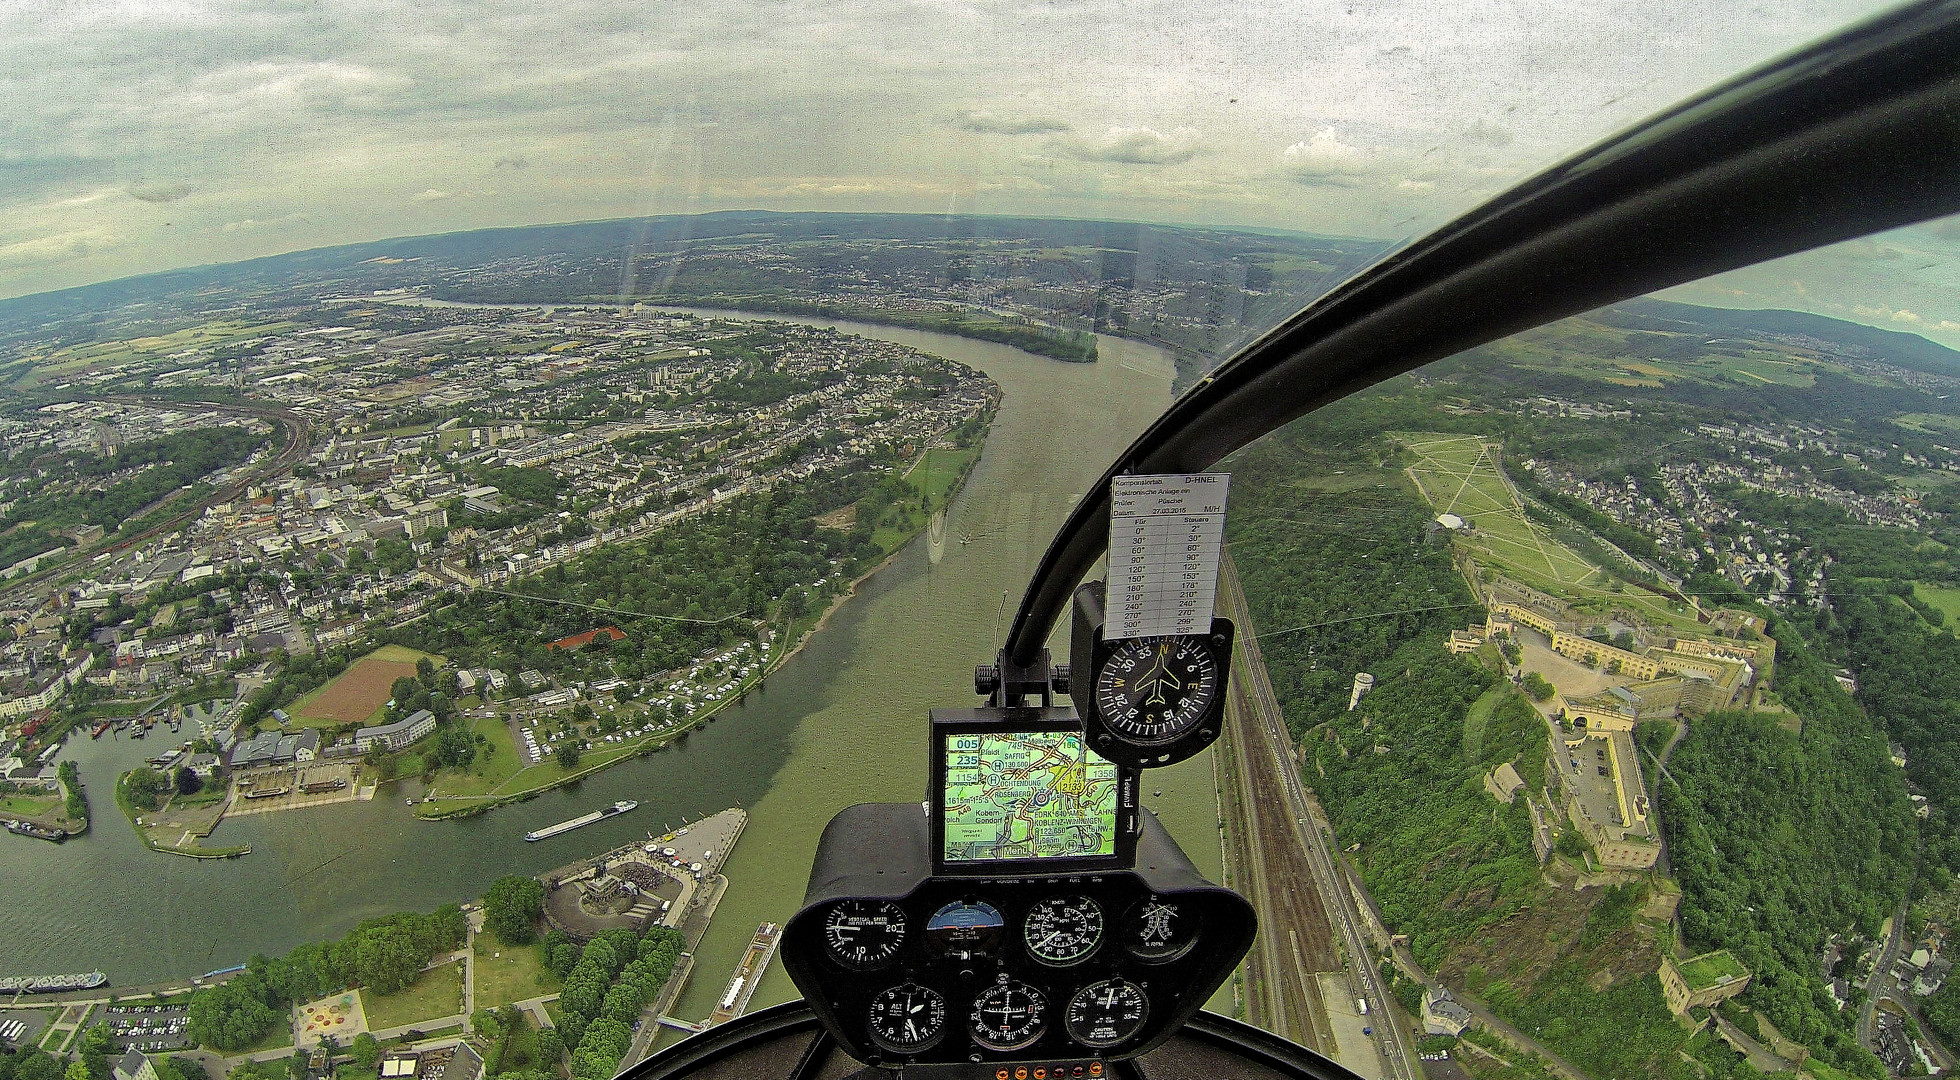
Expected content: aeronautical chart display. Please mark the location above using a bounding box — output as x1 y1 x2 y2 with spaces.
941 732 1120 862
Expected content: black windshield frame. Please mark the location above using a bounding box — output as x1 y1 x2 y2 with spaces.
1005 0 1960 666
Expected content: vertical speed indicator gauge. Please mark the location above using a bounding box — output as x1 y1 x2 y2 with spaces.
822 899 907 969
1094 635 1219 743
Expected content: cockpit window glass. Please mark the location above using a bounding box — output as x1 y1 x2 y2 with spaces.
0 5 1934 1080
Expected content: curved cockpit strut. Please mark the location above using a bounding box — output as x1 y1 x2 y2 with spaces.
627 3 1960 1077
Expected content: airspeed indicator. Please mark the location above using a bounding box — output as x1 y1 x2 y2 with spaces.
1023 894 1103 966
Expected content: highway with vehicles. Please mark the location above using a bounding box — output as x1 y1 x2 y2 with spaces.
1215 553 1420 1080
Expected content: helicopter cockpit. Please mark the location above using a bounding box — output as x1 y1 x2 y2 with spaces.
623 3 1960 1077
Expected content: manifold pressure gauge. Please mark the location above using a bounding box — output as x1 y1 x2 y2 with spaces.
1071 581 1234 768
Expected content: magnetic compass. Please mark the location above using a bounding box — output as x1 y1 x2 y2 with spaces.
1093 635 1220 743
867 982 947 1055
1071 583 1234 768
822 898 907 969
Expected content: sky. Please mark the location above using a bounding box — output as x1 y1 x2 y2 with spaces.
6 0 1958 344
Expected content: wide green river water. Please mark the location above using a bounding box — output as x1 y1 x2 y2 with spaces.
0 315 1226 1025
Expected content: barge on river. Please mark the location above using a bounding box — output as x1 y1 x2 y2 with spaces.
710 922 781 1026
0 972 107 994
525 799 638 842
4 820 67 842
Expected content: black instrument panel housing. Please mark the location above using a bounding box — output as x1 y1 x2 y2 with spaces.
781 803 1255 1070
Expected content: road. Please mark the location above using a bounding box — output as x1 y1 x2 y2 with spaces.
1858 899 1910 1049
1215 553 1420 1080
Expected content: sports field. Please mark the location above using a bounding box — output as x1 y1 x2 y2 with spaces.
293 645 445 726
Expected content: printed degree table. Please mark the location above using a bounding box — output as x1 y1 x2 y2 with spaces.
1107 473 1230 640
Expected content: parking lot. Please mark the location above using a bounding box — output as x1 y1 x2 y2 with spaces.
103 1001 192 1051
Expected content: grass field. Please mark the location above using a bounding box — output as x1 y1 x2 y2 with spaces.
1399 432 1703 630
1915 582 1960 633
361 961 464 1031
1400 433 1602 588
229 1018 295 1054
421 715 525 799
0 793 62 817
292 646 445 727
1460 683 1510 763
472 942 560 1009
868 445 981 553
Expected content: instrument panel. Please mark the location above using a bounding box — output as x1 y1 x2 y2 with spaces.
782 860 1252 1070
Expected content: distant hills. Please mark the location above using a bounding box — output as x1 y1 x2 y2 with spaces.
3 211 1957 385
1615 296 1960 378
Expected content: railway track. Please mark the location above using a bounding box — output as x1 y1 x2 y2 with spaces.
1 395 310 603
1215 552 1420 1080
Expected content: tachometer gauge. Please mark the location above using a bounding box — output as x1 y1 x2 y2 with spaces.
1094 635 1219 743
926 900 1005 960
822 898 907 969
1023 894 1103 966
970 977 1047 1052
867 982 947 1055
1122 895 1200 964
1065 978 1149 1048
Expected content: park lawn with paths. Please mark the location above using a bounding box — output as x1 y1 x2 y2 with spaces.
360 961 465 1032
1399 433 1602 589
1398 431 1701 631
471 942 561 1009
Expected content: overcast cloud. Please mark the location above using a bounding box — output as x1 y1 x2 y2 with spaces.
6 0 1955 344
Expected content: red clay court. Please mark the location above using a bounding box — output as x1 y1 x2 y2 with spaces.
547 626 625 651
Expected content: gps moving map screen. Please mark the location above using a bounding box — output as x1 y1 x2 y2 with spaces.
941 730 1121 863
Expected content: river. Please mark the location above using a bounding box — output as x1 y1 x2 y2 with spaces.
0 313 1227 1023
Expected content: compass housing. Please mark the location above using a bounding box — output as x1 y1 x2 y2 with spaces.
1071 581 1233 768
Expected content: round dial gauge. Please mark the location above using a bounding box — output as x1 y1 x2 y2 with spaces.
1023 894 1104 966
1066 978 1150 1048
822 898 907 969
1122 896 1201 964
926 900 1005 960
970 978 1047 1052
1094 635 1219 743
867 982 947 1055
